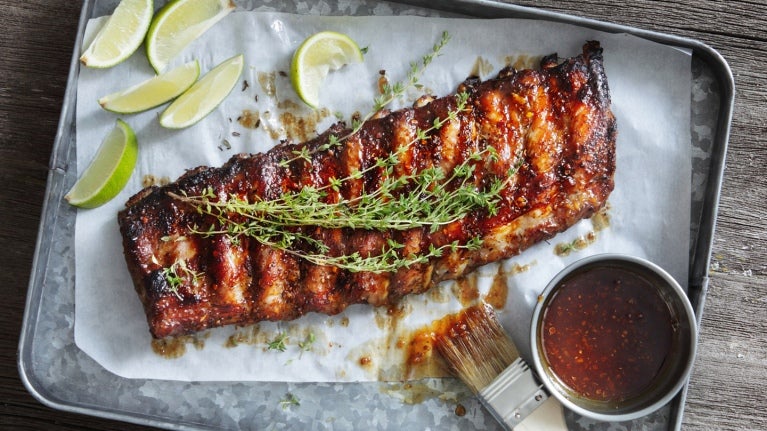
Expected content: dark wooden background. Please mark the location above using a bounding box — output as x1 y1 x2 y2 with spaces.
1 1 764 430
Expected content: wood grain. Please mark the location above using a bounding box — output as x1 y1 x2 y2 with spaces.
0 2 155 430
1 1 764 430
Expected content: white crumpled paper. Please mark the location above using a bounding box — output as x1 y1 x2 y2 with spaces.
74 11 691 382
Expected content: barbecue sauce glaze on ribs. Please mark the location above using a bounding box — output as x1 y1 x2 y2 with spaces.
119 42 617 339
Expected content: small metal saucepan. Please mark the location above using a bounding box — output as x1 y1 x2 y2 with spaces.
530 254 698 422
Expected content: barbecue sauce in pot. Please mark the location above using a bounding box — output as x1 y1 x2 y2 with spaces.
540 266 674 402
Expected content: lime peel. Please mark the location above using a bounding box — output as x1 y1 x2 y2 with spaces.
160 54 244 129
290 31 365 109
146 0 236 73
80 0 154 68
65 119 138 209
99 60 201 114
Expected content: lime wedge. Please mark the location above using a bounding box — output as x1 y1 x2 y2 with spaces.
80 0 154 68
159 54 244 129
65 119 138 208
290 31 364 109
146 0 236 73
99 60 200 114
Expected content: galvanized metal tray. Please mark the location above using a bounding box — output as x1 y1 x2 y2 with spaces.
18 0 733 430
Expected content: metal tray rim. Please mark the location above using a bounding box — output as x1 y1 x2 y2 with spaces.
18 1 735 430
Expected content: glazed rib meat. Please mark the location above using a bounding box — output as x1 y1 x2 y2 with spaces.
119 41 616 339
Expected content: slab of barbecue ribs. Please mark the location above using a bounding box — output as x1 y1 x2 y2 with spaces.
118 41 617 339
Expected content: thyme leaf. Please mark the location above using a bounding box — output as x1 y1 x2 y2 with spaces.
161 260 202 300
267 332 289 352
298 332 316 352
279 393 300 410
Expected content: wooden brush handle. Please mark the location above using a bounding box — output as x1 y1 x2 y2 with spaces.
478 358 550 429
515 397 568 431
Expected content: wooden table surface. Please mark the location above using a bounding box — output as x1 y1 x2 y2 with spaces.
1 1 764 430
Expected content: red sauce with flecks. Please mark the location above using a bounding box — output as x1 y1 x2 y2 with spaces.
541 266 673 402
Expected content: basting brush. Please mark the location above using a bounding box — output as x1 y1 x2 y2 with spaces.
436 304 567 430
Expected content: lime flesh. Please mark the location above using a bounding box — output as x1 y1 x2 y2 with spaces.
290 31 364 109
99 60 200 114
159 54 244 129
80 0 154 68
65 119 138 209
146 0 236 73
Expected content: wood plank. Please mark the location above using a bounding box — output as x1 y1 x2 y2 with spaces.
1 1 764 430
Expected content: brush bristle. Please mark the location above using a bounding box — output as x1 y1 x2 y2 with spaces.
435 304 519 393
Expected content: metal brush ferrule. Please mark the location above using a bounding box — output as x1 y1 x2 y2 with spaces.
478 358 549 430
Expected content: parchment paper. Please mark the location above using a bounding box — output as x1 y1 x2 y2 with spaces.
74 11 691 382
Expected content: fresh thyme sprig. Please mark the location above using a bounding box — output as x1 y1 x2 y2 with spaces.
267 332 289 352
279 393 300 410
186 212 486 273
180 154 514 237
264 235 484 273
161 259 202 299
171 91 521 273
370 30 450 118
184 148 502 232
278 30 452 169
174 93 493 232
298 332 316 353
